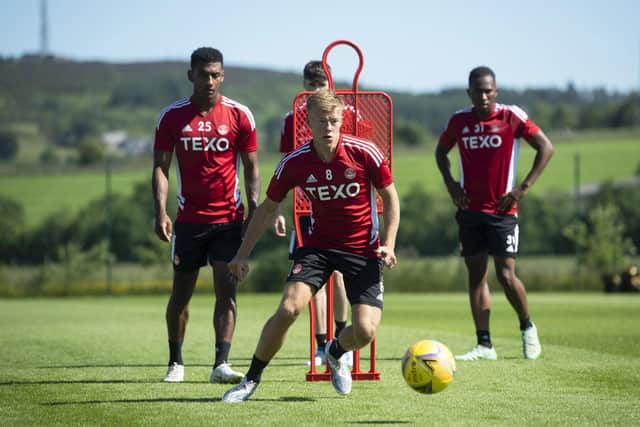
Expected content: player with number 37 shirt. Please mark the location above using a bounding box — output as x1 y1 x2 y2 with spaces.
435 66 554 363
438 100 540 216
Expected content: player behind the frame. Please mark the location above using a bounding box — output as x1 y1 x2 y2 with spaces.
274 60 352 367
152 47 260 383
435 66 554 361
222 89 400 402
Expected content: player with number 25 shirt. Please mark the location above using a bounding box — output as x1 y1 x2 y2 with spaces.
153 47 260 386
154 91 257 223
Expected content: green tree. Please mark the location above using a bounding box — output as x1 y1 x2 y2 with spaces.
549 104 578 130
588 182 640 249
39 145 61 165
563 204 636 275
76 137 104 165
0 129 19 160
396 185 458 255
609 95 640 128
0 195 25 262
394 118 432 148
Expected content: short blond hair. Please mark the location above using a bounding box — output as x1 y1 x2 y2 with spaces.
306 89 344 115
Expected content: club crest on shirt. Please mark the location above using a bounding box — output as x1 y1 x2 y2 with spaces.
344 168 356 180
217 124 229 135
292 264 303 274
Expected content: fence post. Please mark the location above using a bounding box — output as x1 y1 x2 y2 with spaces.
574 152 581 289
105 155 113 295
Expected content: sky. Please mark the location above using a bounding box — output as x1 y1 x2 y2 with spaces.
1 0 639 94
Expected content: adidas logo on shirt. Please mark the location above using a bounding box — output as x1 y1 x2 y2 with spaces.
306 174 318 183
462 126 470 134
182 124 193 132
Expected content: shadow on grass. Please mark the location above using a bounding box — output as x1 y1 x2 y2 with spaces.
1 379 171 385
41 396 316 405
37 357 338 369
347 422 413 425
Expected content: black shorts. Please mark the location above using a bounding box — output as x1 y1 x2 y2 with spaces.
287 247 384 309
456 210 519 258
170 221 242 272
288 216 312 260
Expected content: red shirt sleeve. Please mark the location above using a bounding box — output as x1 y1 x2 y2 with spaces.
438 116 458 151
369 148 393 189
266 159 294 203
518 118 540 140
237 108 258 152
509 105 540 140
154 113 175 152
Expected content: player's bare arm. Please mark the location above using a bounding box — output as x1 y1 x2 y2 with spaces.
241 150 261 235
376 183 400 269
272 154 288 237
435 144 469 209
273 207 286 237
497 130 554 212
228 197 280 281
152 150 173 242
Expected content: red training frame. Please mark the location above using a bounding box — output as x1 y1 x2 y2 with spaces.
291 39 393 381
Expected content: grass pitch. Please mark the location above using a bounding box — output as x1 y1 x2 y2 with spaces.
1 293 639 426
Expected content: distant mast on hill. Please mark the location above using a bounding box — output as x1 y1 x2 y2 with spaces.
40 0 49 58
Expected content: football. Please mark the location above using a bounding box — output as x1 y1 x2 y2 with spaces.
401 339 456 394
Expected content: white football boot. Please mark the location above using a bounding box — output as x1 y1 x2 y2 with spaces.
522 323 542 360
163 362 184 382
342 350 354 367
455 344 498 361
221 377 259 403
325 341 352 394
210 362 244 384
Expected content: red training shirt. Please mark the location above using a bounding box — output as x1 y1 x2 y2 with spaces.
268 135 393 258
154 96 258 223
438 103 540 215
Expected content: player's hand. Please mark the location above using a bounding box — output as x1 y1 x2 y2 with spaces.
446 181 469 209
497 186 525 212
273 214 286 237
376 246 397 269
228 255 250 281
154 213 172 242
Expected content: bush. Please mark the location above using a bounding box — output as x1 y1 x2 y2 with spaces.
396 184 458 255
563 204 637 275
0 129 18 160
39 145 61 165
76 137 104 165
246 247 291 292
0 195 25 263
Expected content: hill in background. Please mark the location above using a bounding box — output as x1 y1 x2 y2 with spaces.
0 55 638 157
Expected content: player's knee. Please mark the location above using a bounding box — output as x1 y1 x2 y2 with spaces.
496 269 517 288
353 324 376 347
216 296 237 313
167 295 189 313
276 302 302 323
